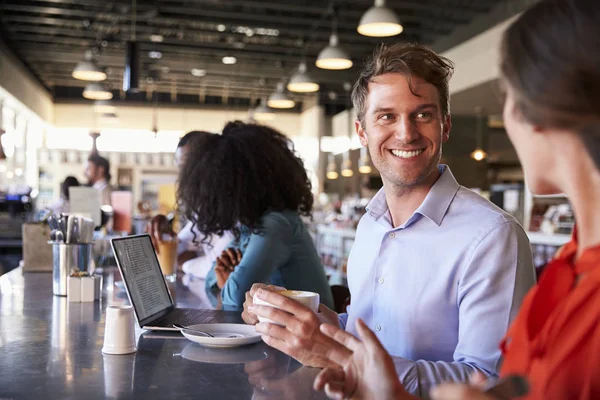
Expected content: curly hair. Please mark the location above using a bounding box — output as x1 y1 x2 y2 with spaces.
177 121 313 243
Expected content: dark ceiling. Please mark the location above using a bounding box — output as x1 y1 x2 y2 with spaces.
0 0 508 112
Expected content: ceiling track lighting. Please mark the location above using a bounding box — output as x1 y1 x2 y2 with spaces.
358 0 403 37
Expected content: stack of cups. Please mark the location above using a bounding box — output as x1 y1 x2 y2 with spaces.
102 305 137 355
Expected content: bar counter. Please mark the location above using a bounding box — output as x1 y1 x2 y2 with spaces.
0 267 327 399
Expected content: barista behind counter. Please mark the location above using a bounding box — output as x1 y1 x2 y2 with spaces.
85 154 112 207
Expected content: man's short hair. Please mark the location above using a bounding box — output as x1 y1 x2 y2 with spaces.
352 43 455 123
88 154 111 181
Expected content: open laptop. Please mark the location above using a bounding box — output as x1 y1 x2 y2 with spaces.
111 234 241 331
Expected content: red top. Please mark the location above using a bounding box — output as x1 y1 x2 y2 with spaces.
500 231 600 399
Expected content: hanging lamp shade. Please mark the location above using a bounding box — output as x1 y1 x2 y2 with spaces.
254 102 276 121
123 41 140 92
326 154 338 180
341 155 354 177
72 50 107 81
83 83 113 100
267 82 295 109
316 34 353 70
93 100 117 114
358 0 403 37
287 62 320 93
359 147 372 174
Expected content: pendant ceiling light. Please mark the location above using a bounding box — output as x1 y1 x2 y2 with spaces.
358 0 403 37
341 152 354 177
267 82 295 109
471 106 488 162
316 13 352 70
253 102 275 121
287 62 320 93
358 147 372 174
83 83 113 100
326 154 338 180
123 0 140 92
72 50 107 82
93 100 117 114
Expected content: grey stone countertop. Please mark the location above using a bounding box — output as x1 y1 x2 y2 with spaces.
0 267 327 400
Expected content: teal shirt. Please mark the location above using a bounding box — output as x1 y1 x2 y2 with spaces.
206 210 334 311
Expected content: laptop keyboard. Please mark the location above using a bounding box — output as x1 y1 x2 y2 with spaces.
152 309 217 328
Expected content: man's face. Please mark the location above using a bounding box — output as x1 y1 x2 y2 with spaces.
356 73 451 190
84 161 99 185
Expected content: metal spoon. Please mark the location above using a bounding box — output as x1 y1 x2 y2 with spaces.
173 324 216 337
173 324 239 338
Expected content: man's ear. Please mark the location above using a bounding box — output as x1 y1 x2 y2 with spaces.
356 120 368 146
442 114 452 143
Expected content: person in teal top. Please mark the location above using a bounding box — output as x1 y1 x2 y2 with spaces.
176 120 334 311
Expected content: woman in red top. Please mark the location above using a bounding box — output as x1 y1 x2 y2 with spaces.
312 0 600 399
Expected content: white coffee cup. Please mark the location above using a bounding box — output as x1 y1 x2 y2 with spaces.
253 290 320 325
102 305 137 355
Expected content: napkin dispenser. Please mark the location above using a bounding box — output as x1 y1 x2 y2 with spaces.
22 223 53 272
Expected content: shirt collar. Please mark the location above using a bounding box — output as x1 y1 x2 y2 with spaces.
365 165 460 227
415 165 460 226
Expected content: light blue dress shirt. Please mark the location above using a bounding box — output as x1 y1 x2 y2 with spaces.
340 166 535 397
206 210 334 311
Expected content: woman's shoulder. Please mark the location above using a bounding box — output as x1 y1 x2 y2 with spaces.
260 210 301 233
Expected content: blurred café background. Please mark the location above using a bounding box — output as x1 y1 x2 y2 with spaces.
0 0 572 282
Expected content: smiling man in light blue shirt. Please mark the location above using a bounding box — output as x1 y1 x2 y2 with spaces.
246 43 535 397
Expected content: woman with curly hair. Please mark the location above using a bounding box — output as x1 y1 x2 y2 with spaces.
177 121 334 311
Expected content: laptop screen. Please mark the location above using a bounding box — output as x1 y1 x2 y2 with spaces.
111 235 173 322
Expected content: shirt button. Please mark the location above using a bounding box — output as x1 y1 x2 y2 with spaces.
389 232 396 239
378 277 384 284
376 325 382 331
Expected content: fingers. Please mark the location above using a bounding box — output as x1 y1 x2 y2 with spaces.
242 290 259 325
249 283 270 297
317 304 340 326
236 248 243 264
251 305 296 327
469 372 488 387
430 383 492 400
355 319 386 353
324 382 346 400
219 251 235 271
225 248 240 267
313 368 346 391
320 323 362 354
317 325 354 366
254 289 314 319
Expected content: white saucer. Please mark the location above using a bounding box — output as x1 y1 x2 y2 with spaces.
180 323 262 348
180 342 269 364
